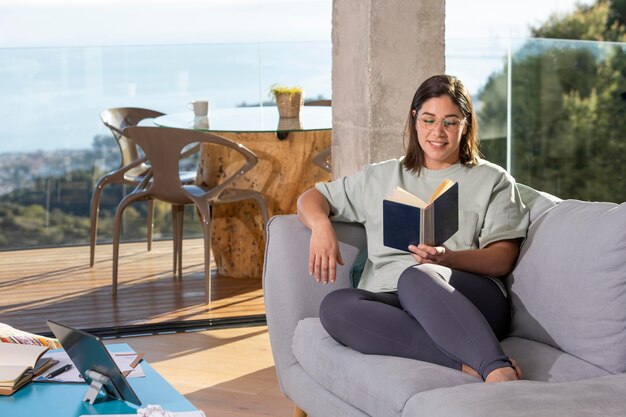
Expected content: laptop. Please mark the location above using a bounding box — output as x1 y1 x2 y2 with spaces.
47 320 141 405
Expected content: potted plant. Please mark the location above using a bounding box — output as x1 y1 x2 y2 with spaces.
270 85 304 118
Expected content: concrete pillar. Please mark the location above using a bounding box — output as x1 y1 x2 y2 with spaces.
331 0 445 178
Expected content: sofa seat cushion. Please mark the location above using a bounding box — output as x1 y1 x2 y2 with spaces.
404 373 626 417
508 200 626 374
501 336 611 382
293 318 479 417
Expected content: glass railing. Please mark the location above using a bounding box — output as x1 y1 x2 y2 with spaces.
2 36 624 332
448 37 626 203
1 37 624 251
447 37 511 168
0 41 331 251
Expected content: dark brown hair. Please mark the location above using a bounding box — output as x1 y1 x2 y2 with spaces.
403 74 480 173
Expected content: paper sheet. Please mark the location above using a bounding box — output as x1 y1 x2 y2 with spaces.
33 350 144 382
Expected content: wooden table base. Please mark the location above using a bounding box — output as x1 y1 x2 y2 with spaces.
198 129 331 279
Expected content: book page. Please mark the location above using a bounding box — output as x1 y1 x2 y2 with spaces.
0 371 33 394
0 343 48 367
0 365 32 385
32 350 146 382
429 178 456 204
0 343 48 383
386 187 428 208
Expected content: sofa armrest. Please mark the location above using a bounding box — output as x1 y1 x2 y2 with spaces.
262 215 366 388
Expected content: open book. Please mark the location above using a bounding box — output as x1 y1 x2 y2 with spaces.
382 179 459 251
0 342 51 395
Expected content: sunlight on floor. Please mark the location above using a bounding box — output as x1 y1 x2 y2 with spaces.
110 326 292 416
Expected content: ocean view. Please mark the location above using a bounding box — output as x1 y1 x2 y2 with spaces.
0 35 514 203
0 39 334 249
0 41 332 153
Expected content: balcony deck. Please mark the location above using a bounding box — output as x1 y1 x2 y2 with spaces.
0 239 264 335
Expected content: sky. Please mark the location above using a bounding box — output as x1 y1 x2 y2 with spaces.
446 0 595 40
0 0 598 152
0 0 595 48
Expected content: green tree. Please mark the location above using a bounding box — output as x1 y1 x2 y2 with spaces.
532 0 626 41
0 132 203 250
477 0 626 202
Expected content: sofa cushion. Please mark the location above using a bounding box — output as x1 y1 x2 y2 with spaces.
293 318 478 417
404 373 626 417
508 200 626 374
501 337 610 382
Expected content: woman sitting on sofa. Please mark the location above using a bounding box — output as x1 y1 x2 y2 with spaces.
296 74 529 383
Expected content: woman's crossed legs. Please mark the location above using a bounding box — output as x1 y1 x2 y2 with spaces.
319 266 516 381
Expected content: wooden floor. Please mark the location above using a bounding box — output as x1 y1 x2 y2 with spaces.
107 326 294 417
0 241 294 416
0 239 265 334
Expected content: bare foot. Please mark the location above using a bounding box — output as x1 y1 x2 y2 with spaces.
485 358 522 383
485 366 518 383
461 364 480 378
510 358 523 379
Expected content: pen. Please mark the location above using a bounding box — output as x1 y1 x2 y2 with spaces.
45 364 73 379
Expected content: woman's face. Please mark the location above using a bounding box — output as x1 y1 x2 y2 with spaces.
413 95 466 170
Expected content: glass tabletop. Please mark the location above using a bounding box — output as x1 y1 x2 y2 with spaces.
153 106 331 133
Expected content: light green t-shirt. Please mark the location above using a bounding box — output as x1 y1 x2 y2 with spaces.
315 158 529 292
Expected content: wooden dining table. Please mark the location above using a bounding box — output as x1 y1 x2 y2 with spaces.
153 106 332 280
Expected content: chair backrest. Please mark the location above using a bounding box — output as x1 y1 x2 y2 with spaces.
303 100 332 172
100 108 164 167
312 147 331 172
122 126 258 205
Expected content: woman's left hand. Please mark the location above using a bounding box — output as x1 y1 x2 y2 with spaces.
408 244 453 266
407 239 522 276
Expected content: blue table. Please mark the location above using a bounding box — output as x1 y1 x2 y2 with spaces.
0 344 197 417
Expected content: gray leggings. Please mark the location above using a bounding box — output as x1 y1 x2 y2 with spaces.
319 266 511 379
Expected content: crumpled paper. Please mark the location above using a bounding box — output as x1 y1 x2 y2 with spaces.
137 405 174 417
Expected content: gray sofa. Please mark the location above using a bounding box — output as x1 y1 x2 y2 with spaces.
262 186 626 417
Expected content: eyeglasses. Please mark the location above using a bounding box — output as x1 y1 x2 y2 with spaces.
417 114 466 133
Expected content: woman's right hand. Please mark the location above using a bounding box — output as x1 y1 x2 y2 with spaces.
309 220 344 284
297 187 344 284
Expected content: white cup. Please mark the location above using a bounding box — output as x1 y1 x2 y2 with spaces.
188 100 209 117
193 116 209 129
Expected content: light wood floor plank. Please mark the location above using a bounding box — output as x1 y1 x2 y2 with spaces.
0 240 293 416
0 239 265 334
108 326 293 417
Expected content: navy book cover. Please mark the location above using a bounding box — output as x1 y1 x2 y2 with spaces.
383 182 458 251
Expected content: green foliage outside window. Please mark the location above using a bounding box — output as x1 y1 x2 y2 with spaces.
477 0 626 202
0 136 203 251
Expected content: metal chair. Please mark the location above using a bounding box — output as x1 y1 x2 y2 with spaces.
305 100 332 172
90 108 196 267
112 126 269 304
311 147 332 172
